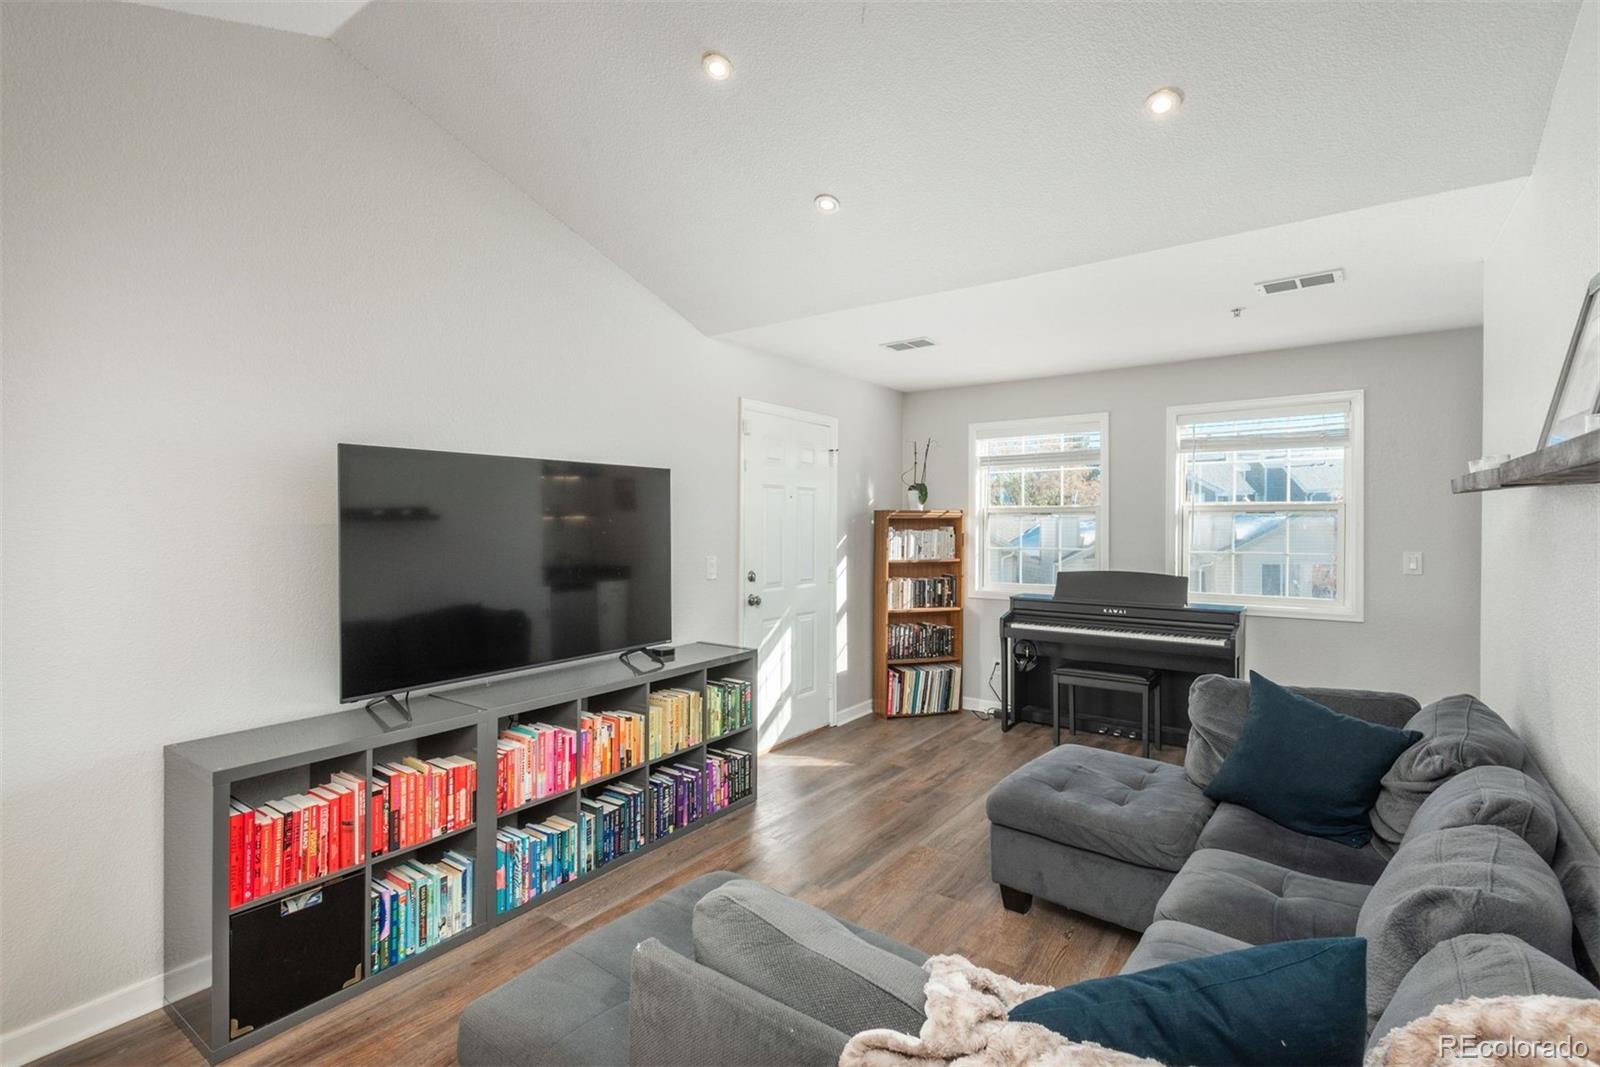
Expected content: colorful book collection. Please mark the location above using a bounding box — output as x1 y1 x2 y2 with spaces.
228 771 367 908
886 525 956 561
886 663 963 716
496 722 577 813
370 756 477 858
369 851 473 974
646 688 703 759
886 574 957 608
887 621 955 659
578 709 646 782
706 677 754 737
706 747 753 814
647 764 705 837
494 814 579 913
578 782 646 873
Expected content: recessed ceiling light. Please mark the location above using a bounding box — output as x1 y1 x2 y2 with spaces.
1145 87 1183 116
702 52 733 81
814 193 840 215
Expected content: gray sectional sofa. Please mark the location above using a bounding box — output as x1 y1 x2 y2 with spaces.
988 675 1600 1044
458 675 1600 1066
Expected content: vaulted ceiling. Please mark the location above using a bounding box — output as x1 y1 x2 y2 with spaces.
133 0 1584 388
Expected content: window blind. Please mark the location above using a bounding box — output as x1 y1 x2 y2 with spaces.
1176 402 1351 454
975 426 1103 470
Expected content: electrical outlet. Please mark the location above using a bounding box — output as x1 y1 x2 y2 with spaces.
1402 551 1424 576
705 555 718 580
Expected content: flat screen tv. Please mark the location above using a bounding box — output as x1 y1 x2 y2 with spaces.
338 444 671 701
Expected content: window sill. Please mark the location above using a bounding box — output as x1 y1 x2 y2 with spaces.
1202 599 1364 623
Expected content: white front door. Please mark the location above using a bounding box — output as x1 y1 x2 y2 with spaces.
739 400 837 750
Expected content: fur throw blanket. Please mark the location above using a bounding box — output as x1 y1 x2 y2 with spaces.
838 954 1160 1067
1366 995 1600 1067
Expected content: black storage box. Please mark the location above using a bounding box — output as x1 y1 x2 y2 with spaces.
228 872 365 1037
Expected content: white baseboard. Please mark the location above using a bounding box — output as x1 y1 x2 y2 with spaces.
3 974 156 1067
964 695 1000 713
834 699 873 725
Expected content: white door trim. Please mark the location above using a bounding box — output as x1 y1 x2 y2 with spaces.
737 397 841 728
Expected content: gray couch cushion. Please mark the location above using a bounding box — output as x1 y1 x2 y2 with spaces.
1152 848 1371 945
1396 765 1559 862
692 879 927 1038
1197 802 1390 885
629 938 850 1067
458 870 741 1067
1371 695 1526 849
986 744 1214 872
1185 675 1420 790
1356 826 1574 1029
1120 919 1252 973
1368 934 1600 1049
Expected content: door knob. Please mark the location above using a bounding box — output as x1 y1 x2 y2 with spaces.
746 594 763 607
747 570 757 583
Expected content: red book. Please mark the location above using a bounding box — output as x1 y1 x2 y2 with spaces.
370 784 387 857
228 803 249 907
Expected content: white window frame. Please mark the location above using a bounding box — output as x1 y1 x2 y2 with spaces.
969 412 1110 599
1165 390 1363 622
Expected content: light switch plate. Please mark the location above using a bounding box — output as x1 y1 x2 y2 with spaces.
705 555 718 580
1402 551 1424 575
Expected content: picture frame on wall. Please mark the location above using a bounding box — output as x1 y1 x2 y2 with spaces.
1539 272 1600 448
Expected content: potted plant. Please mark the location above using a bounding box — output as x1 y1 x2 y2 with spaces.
903 438 932 510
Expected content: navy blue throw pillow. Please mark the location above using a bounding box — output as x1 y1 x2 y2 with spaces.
1203 672 1422 846
1009 938 1367 1067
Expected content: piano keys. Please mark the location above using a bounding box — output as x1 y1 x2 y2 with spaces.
999 570 1245 742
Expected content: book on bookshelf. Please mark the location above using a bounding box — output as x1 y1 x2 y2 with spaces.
886 663 963 716
706 677 753 736
646 688 703 759
496 722 577 813
705 747 753 813
578 710 646 781
886 574 957 609
227 770 367 908
494 813 579 913
887 621 954 660
369 850 474 974
647 763 705 837
578 781 646 873
369 755 476 858
886 525 956 561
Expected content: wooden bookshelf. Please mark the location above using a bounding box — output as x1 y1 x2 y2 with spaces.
163 643 756 1062
872 509 965 717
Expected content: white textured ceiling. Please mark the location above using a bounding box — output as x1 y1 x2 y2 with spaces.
722 180 1524 389
333 1 1580 341
130 0 366 37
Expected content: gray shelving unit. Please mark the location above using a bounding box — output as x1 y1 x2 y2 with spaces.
164 642 758 1062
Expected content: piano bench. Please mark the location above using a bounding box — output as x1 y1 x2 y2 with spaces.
1050 664 1162 758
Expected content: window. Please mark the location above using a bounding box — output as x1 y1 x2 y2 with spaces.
1168 391 1363 620
970 414 1109 594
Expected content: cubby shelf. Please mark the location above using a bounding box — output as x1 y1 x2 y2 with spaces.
372 822 476 866
164 642 757 1063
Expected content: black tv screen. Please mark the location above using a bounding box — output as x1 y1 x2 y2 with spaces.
338 444 671 701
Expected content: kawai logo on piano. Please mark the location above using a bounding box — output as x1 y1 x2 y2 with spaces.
1101 607 1128 615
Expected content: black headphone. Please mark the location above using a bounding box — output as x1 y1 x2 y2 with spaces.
1012 640 1039 673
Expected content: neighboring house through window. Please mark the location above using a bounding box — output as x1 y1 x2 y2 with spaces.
970 414 1109 594
1168 391 1363 621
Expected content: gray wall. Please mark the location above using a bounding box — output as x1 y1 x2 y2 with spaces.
1481 1 1598 845
0 2 902 1047
902 329 1483 706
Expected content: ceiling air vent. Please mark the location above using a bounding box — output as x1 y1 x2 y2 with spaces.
1254 269 1345 296
880 336 937 352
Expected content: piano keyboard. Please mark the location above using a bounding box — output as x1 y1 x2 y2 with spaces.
1009 621 1230 649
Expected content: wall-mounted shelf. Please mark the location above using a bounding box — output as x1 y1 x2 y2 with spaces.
1452 430 1600 493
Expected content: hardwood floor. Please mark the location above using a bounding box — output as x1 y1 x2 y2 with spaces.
34 713 1181 1067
